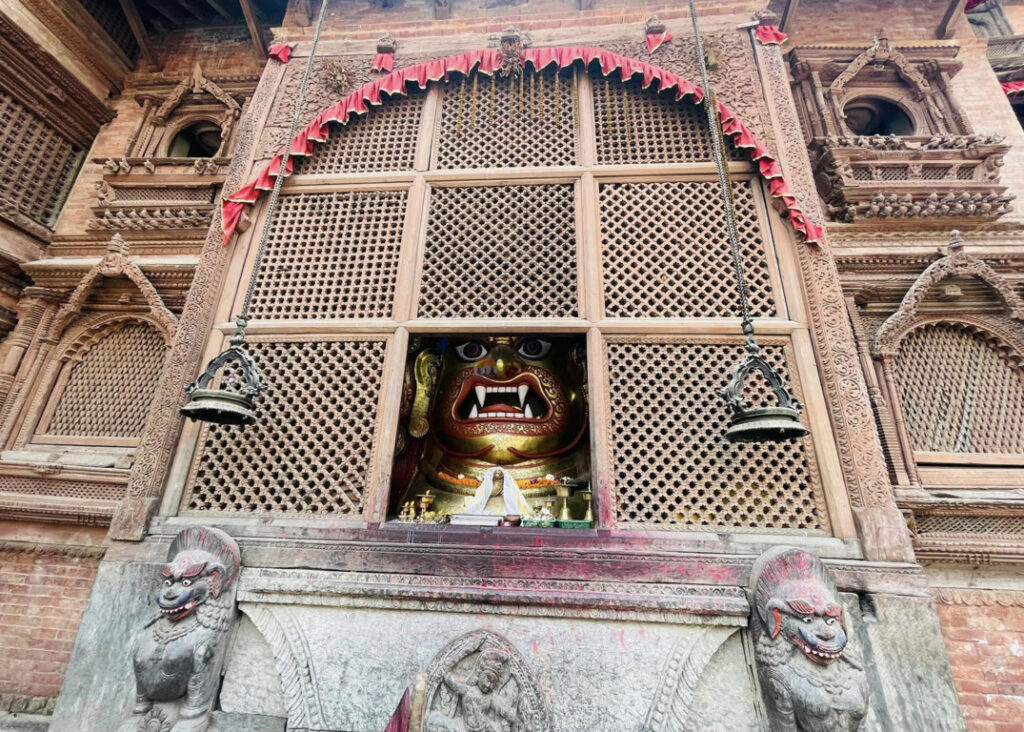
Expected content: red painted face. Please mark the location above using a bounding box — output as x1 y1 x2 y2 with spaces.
431 336 587 464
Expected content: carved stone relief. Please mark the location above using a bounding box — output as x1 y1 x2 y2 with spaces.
749 546 869 732
118 526 241 732
423 630 551 732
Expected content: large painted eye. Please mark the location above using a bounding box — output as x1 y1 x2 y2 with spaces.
802 616 813 624
825 617 836 625
164 579 172 587
517 338 552 360
455 341 488 361
182 579 192 587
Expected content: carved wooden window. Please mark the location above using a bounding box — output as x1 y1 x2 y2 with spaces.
176 62 839 536
0 89 83 230
893 323 1024 458
33 321 168 447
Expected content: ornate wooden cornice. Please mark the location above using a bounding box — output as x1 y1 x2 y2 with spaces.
0 9 114 147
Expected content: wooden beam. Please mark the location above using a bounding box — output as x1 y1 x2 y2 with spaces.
140 0 185 26
116 0 159 71
238 0 267 59
779 0 800 32
938 0 970 39
175 0 206 21
204 0 235 22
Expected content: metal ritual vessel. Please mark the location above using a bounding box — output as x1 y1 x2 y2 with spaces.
689 0 809 443
181 0 331 425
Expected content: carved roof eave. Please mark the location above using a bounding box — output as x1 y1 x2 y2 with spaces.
44 244 182 341
151 64 242 125
789 42 961 60
873 250 1024 357
23 255 198 280
812 138 1010 162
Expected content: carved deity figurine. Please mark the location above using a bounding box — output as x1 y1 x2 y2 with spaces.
118 527 241 732
749 547 869 732
391 336 589 518
422 630 550 732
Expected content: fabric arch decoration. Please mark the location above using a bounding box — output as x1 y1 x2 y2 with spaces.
222 46 824 247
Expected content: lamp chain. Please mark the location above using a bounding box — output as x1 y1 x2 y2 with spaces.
234 0 331 340
687 0 757 354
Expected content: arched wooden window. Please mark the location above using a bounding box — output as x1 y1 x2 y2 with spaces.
34 320 168 446
893 322 1024 456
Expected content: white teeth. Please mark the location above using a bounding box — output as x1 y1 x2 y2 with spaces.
518 385 528 406
524 404 533 419
470 404 478 418
475 386 486 405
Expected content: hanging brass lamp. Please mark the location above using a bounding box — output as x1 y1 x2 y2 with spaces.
688 0 809 443
181 321 263 425
181 0 331 426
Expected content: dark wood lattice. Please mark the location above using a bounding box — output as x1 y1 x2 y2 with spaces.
434 70 579 169
417 184 578 319
0 89 82 228
0 476 124 503
113 187 215 203
248 191 407 320
606 338 825 531
599 180 777 318
183 338 386 517
916 513 1024 535
592 75 744 166
294 92 424 175
46 324 166 439
78 0 139 59
894 323 1024 454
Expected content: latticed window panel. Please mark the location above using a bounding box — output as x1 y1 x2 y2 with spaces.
417 184 579 319
0 90 82 228
592 75 744 166
46 323 167 440
293 92 424 175
599 180 777 318
248 190 407 320
183 338 387 517
894 323 1024 454
434 69 580 169
0 476 125 502
916 513 1024 536
606 337 825 531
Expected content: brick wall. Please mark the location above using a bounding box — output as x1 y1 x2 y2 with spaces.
0 549 101 712
935 589 1024 732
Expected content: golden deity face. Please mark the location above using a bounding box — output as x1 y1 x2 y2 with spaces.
425 336 587 465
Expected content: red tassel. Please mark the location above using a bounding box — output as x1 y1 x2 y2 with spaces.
269 43 294 64
372 53 395 73
754 25 788 46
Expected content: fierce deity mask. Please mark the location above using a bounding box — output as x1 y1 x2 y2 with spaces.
156 527 240 623
752 547 849 666
410 336 587 465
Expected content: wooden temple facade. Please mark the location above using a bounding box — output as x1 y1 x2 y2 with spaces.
0 0 1023 730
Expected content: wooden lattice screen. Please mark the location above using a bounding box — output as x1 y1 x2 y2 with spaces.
181 63 834 533
42 323 167 442
0 89 82 229
894 323 1024 454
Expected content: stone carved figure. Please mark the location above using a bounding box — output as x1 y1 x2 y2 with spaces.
749 547 868 732
424 630 551 732
118 527 241 732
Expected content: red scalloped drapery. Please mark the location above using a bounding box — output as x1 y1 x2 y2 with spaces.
268 43 293 64
222 46 823 247
755 25 788 46
1003 81 1024 95
645 32 673 54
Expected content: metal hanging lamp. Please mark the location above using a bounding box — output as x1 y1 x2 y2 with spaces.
688 0 810 443
181 0 331 426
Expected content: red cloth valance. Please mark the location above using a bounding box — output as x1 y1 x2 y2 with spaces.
223 46 823 247
645 31 673 54
372 53 395 73
1003 81 1024 95
755 25 788 46
966 0 989 10
268 43 293 64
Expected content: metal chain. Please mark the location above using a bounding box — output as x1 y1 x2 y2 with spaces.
236 0 331 330
688 0 757 353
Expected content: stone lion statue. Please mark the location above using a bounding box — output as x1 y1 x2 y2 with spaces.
118 526 240 732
